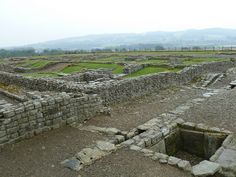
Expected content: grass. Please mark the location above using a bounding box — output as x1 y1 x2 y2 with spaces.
95 56 124 62
136 59 168 64
61 62 124 74
17 60 53 69
124 66 181 78
183 58 230 65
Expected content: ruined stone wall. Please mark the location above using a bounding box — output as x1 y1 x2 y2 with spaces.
0 92 103 146
61 70 113 82
123 64 147 74
87 61 236 104
0 61 235 104
0 64 15 73
0 72 85 93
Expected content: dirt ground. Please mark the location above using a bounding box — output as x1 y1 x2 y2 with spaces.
85 86 205 131
79 148 192 177
0 127 106 177
1 70 236 177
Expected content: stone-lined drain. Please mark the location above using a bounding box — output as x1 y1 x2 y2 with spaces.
163 124 227 165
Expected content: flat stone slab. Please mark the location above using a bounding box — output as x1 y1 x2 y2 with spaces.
61 158 82 171
76 147 106 165
96 141 117 152
215 148 236 167
177 160 192 171
230 80 236 86
223 134 236 150
192 160 221 176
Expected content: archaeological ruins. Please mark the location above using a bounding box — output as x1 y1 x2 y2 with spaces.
1 53 236 177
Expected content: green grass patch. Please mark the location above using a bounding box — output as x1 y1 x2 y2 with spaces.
61 62 124 74
17 60 53 69
124 66 181 78
183 58 230 65
136 59 168 64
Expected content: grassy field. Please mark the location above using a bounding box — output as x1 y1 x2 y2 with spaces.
182 58 230 65
124 66 181 78
14 51 234 78
61 62 124 74
17 60 53 69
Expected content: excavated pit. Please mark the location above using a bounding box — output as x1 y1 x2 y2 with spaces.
149 125 228 166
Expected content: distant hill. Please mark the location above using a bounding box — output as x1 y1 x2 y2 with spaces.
27 28 236 50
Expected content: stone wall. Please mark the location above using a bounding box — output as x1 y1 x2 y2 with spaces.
86 61 236 104
0 61 235 104
0 72 85 93
61 70 113 82
0 92 103 147
123 64 147 74
0 64 15 73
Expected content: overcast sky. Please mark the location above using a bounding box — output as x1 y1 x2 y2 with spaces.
1 0 236 47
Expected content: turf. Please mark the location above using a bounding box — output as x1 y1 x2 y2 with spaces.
61 62 124 74
124 66 181 78
182 58 230 65
17 60 53 69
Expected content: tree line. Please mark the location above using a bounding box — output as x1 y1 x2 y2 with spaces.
0 45 236 59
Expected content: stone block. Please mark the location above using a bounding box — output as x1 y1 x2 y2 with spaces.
61 158 82 171
177 160 192 171
96 141 117 152
192 160 221 177
168 156 181 166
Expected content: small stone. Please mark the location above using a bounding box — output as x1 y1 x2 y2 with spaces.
61 158 82 171
177 160 192 171
120 139 134 147
141 148 153 154
96 141 117 152
182 122 196 129
174 118 185 125
137 140 145 148
130 145 142 151
105 128 121 135
42 146 46 150
196 123 208 131
155 152 169 164
159 158 168 164
192 160 221 176
161 127 170 136
115 135 125 143
144 138 152 147
168 156 181 166
76 148 106 165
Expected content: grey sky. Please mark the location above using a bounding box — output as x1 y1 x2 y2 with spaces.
1 0 236 48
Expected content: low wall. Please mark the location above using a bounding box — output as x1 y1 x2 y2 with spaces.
123 64 147 74
86 61 236 104
0 92 103 147
0 64 15 73
0 61 235 104
0 72 85 93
